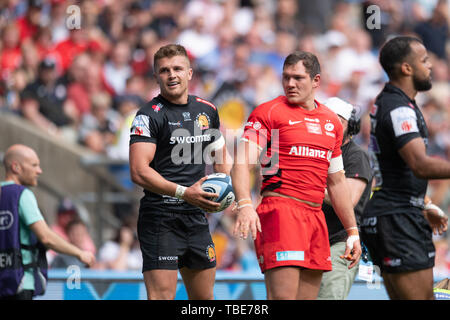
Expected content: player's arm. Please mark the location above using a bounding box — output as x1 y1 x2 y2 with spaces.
324 177 367 207
30 220 95 267
210 136 232 175
398 137 450 179
129 142 220 212
327 167 361 269
230 139 262 240
21 98 59 134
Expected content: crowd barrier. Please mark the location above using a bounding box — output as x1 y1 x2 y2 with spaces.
36 269 389 300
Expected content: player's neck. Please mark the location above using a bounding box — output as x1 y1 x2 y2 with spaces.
296 99 317 111
161 93 189 105
389 79 417 101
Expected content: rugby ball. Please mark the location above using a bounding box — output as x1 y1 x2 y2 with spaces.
201 173 235 212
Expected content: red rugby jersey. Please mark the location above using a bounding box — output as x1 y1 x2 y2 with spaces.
242 95 343 204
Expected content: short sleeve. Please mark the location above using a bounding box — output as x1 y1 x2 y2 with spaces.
344 147 372 183
212 108 221 130
129 111 160 145
388 106 421 150
20 84 37 101
19 189 44 226
205 109 224 152
331 118 343 159
241 107 272 150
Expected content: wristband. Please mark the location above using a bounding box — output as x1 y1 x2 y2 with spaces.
237 204 253 210
175 185 187 199
237 199 253 206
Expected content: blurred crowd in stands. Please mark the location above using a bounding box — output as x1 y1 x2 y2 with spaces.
0 0 448 274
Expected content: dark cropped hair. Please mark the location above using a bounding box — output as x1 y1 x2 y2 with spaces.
379 36 423 80
153 44 190 70
283 51 321 78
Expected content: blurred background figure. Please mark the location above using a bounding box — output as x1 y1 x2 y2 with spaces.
97 218 142 271
48 198 96 266
50 218 95 269
78 92 120 154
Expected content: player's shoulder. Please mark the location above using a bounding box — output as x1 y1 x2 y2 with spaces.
250 95 286 117
191 95 218 112
140 96 164 113
134 96 169 123
376 83 413 113
317 100 341 123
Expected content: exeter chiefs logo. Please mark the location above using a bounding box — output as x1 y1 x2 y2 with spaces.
195 113 210 130
206 244 216 262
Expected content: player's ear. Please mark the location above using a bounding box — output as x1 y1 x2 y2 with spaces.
188 67 193 81
400 62 413 76
312 73 321 89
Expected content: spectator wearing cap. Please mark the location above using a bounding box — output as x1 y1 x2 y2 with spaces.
48 199 97 266
20 57 79 138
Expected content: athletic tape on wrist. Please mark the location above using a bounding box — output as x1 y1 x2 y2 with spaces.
424 202 447 218
346 235 360 249
175 185 187 199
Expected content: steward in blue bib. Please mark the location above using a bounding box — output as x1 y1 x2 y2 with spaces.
0 184 48 298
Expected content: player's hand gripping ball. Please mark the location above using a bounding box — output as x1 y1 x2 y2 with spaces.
201 173 235 213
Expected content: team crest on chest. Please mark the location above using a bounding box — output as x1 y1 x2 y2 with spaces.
195 112 210 130
324 122 334 132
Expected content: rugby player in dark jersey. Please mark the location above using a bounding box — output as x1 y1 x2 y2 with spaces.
361 36 449 300
129 44 232 300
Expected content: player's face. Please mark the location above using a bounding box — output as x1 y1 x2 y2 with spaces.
18 151 42 187
282 61 320 106
154 55 193 104
410 42 432 92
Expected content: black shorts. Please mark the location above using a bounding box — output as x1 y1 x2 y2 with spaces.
137 211 216 272
360 211 435 274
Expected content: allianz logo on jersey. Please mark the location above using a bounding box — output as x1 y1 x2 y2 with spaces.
288 145 332 161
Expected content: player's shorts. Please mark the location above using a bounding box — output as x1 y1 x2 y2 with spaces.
254 196 332 273
137 210 216 272
360 210 435 274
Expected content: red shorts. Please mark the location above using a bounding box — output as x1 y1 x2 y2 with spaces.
254 196 332 273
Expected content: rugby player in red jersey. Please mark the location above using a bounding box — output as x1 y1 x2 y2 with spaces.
231 51 361 300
